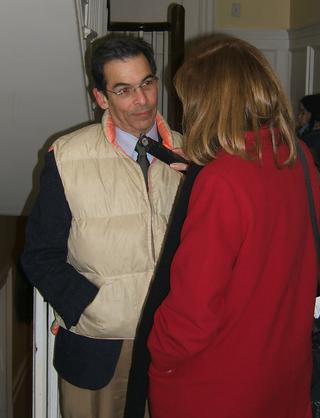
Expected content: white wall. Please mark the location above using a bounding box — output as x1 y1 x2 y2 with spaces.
0 0 90 215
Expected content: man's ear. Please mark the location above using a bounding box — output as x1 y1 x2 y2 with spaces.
92 88 109 110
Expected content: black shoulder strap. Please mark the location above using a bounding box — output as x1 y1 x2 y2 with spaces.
297 142 320 261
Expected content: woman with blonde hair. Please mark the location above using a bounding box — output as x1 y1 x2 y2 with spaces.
124 36 319 418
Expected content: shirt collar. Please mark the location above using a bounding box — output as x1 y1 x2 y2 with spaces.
115 123 159 161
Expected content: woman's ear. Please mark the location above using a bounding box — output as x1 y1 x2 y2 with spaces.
92 88 109 110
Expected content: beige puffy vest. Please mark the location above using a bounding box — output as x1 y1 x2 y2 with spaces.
52 112 183 339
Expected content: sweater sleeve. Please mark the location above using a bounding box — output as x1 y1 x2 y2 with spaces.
21 151 99 328
147 168 245 371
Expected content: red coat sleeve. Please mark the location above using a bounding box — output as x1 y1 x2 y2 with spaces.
147 168 246 371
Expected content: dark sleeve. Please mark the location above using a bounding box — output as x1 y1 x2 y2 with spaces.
21 151 99 328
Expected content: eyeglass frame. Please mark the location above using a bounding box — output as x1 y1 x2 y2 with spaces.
105 75 159 98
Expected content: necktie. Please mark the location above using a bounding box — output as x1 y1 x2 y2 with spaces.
135 141 150 187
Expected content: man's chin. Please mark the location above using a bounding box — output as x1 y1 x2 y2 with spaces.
133 119 155 134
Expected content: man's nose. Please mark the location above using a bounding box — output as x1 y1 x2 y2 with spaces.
133 86 147 104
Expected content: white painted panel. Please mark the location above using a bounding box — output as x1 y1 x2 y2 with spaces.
0 268 13 418
33 290 60 418
260 49 277 69
260 49 290 96
275 50 291 97
311 46 320 93
0 283 7 418
290 48 308 114
33 290 48 418
47 306 60 418
289 23 320 103
218 28 291 97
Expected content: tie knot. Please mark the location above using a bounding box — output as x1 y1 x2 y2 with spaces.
135 141 147 157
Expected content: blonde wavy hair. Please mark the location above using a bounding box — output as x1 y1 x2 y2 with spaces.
175 36 296 166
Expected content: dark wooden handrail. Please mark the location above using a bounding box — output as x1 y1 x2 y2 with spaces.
107 21 171 32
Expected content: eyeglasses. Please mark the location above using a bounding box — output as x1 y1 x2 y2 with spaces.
106 75 158 99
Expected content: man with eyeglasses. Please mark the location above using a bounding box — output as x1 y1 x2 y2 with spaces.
21 36 184 418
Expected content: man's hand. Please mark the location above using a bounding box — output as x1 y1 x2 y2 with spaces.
50 319 59 336
170 148 189 172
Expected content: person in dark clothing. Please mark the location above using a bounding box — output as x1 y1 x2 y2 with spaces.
297 93 320 139
296 95 320 171
305 112 320 168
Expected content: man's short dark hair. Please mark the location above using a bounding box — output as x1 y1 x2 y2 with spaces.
91 36 157 92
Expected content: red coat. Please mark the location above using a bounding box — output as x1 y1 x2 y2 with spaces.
148 131 319 418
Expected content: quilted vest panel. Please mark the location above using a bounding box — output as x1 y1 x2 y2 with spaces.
53 116 183 338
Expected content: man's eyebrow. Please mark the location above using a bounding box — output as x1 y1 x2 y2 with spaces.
111 74 154 89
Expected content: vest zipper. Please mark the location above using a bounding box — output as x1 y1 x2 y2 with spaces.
147 162 156 263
